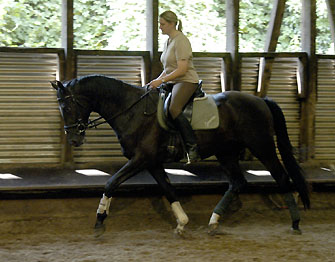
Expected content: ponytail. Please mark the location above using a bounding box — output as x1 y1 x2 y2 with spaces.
160 10 182 32
177 19 183 32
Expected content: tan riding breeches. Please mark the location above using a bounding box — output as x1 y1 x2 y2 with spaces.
169 82 198 120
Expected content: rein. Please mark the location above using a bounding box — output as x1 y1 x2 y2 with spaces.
87 87 153 129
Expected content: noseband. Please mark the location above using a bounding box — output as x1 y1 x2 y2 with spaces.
63 118 87 135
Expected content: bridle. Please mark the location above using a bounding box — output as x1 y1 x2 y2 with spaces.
58 87 153 136
57 93 89 136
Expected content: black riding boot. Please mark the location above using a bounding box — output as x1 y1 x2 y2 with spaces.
173 113 200 164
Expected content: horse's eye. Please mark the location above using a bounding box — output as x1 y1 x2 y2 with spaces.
62 106 70 113
78 124 86 133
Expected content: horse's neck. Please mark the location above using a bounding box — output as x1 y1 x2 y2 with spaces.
88 79 145 124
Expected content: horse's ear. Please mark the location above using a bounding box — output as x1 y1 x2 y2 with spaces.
50 80 65 91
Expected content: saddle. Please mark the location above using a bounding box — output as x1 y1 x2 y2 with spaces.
157 81 219 132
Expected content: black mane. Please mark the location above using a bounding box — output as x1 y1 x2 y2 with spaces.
76 74 143 91
66 74 147 117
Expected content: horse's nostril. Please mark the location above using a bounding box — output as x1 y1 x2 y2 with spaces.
69 140 77 146
69 139 83 147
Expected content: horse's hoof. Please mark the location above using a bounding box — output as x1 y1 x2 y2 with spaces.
291 227 302 235
94 223 106 238
208 223 219 236
174 227 184 235
291 220 301 235
174 224 186 237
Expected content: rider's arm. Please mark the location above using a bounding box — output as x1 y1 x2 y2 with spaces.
157 71 167 80
149 60 187 88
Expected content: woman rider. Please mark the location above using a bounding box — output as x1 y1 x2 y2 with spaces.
148 10 200 164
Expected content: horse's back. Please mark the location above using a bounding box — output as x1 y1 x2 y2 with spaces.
213 90 274 136
214 90 264 106
214 91 271 116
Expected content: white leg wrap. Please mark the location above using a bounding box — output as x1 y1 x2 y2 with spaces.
209 212 220 225
97 194 112 215
171 201 189 226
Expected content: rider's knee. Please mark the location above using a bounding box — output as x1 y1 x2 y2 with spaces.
169 106 181 120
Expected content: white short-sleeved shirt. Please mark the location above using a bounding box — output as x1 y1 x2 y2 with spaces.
160 31 199 84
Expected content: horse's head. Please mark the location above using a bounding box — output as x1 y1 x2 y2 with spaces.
51 79 89 147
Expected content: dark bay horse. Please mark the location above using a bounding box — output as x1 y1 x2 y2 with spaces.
51 75 310 236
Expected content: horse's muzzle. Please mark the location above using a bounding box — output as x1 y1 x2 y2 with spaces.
68 137 85 147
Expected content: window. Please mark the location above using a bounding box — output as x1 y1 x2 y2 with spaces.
316 0 334 54
158 0 226 52
277 0 301 52
0 0 61 48
240 0 303 52
74 0 146 50
239 0 272 52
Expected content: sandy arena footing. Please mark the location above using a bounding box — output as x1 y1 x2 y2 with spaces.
0 192 334 262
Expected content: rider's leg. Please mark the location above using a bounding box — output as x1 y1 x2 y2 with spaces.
169 82 200 163
169 82 197 119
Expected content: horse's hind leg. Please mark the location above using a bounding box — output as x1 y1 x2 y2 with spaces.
249 138 302 234
266 163 301 234
148 165 189 235
208 154 247 235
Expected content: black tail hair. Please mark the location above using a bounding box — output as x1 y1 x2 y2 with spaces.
263 97 310 209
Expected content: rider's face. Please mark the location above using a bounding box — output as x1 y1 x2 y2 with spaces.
159 18 175 36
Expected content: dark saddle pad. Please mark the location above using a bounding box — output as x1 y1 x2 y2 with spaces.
157 81 219 132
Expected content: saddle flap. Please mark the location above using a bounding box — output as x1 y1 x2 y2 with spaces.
157 90 176 131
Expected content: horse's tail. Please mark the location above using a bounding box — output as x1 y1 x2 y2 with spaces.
263 97 310 209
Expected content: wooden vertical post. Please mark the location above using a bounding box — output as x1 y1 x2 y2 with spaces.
61 0 75 165
257 0 286 97
226 0 240 91
326 0 335 52
62 0 76 80
146 0 161 82
300 0 317 162
222 55 232 92
297 54 308 99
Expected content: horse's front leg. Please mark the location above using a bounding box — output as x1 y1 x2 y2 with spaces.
94 158 145 237
148 165 189 235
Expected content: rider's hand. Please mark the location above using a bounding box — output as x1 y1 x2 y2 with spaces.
149 79 163 89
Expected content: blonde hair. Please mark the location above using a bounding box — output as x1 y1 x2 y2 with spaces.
159 10 183 31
